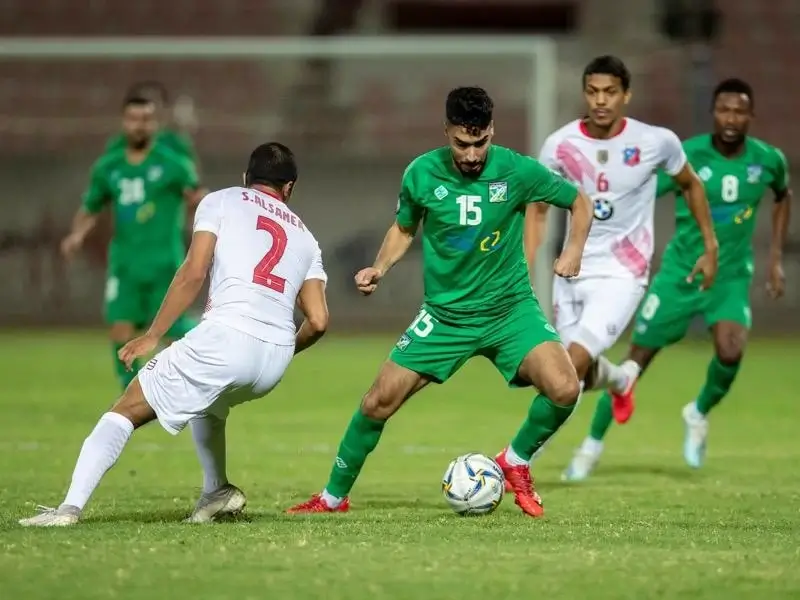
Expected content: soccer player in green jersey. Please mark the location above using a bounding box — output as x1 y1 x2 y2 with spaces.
61 96 204 390
104 81 197 163
564 78 792 478
288 87 594 517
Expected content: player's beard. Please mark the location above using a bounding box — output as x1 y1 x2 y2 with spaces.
453 156 484 179
128 136 151 151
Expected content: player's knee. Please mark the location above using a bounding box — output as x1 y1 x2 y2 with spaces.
541 366 581 406
110 322 136 344
361 384 401 421
715 342 743 365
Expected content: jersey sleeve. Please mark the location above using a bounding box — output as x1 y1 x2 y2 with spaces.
656 128 687 176
193 191 224 235
771 146 790 194
536 134 560 171
305 244 328 283
177 156 200 191
81 160 110 214
519 154 578 209
655 169 679 198
395 159 425 228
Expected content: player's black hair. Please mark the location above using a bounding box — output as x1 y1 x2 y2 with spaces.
445 87 493 132
121 95 155 111
712 78 754 110
126 80 170 104
583 55 631 91
245 142 298 188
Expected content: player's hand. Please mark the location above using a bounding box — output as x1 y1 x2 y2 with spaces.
60 233 85 260
118 334 160 371
687 251 718 290
767 260 785 299
354 267 383 296
553 245 582 279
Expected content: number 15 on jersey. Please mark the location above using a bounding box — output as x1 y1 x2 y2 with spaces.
456 195 482 226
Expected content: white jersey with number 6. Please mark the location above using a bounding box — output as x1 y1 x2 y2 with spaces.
195 186 326 345
539 118 686 358
539 117 686 281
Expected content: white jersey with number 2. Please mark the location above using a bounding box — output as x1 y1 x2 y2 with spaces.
195 186 326 345
539 117 687 281
138 185 326 435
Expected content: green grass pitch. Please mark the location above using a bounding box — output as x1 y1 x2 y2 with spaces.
1 332 798 599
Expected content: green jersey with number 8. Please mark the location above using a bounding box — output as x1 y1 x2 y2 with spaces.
396 145 578 324
656 135 789 281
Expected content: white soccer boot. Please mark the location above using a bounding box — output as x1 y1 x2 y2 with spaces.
19 504 81 527
561 437 603 482
185 484 247 523
682 402 709 468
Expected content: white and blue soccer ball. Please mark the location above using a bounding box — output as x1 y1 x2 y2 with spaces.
441 453 505 516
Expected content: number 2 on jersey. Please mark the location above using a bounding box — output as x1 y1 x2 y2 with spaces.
252 216 288 293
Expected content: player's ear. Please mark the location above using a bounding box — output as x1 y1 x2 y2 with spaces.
241 172 246 187
623 90 632 106
283 181 295 200
488 121 495 137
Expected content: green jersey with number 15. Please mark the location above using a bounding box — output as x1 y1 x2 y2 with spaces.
396 145 578 324
656 135 789 281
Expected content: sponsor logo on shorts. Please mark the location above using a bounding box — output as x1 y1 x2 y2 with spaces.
145 358 158 370
488 181 508 203
395 333 412 351
606 323 618 336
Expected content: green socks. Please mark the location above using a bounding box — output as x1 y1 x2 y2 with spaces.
324 409 386 498
510 393 576 461
696 356 740 415
589 392 614 441
112 343 140 390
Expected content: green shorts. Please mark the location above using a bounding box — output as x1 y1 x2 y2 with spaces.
103 271 196 339
631 274 752 349
389 295 560 387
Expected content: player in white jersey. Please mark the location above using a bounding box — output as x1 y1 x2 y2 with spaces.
525 56 719 479
19 142 329 527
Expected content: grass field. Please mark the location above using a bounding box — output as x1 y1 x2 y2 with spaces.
1 332 799 599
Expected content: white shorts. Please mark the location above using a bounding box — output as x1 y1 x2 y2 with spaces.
138 320 294 435
553 276 646 358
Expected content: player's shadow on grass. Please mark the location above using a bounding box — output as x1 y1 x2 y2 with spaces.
589 464 695 481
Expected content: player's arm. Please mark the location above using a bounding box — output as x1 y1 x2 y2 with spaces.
62 162 108 258
663 133 718 257
524 135 559 270
179 157 207 208
356 165 422 294
144 194 220 340
523 156 592 277
768 148 792 298
295 247 329 355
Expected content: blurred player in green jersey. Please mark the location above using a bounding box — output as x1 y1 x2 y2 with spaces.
61 95 205 390
104 81 197 163
565 78 792 478
288 87 594 517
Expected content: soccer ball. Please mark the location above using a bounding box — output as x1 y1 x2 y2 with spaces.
441 453 505 516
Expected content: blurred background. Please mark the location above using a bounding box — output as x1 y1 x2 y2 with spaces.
0 0 797 332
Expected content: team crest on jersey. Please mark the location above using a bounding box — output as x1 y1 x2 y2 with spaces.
747 165 762 183
488 181 508 203
697 166 713 181
434 185 449 200
395 333 412 351
147 166 163 182
622 146 641 166
596 149 608 164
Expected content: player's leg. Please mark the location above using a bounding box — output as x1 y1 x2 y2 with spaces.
287 306 474 514
485 295 578 516
682 280 751 468
105 273 146 390
565 278 696 480
19 378 157 527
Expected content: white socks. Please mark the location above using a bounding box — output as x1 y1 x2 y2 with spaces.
190 415 229 494
595 356 641 393
62 412 134 510
321 489 343 508
504 445 528 466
